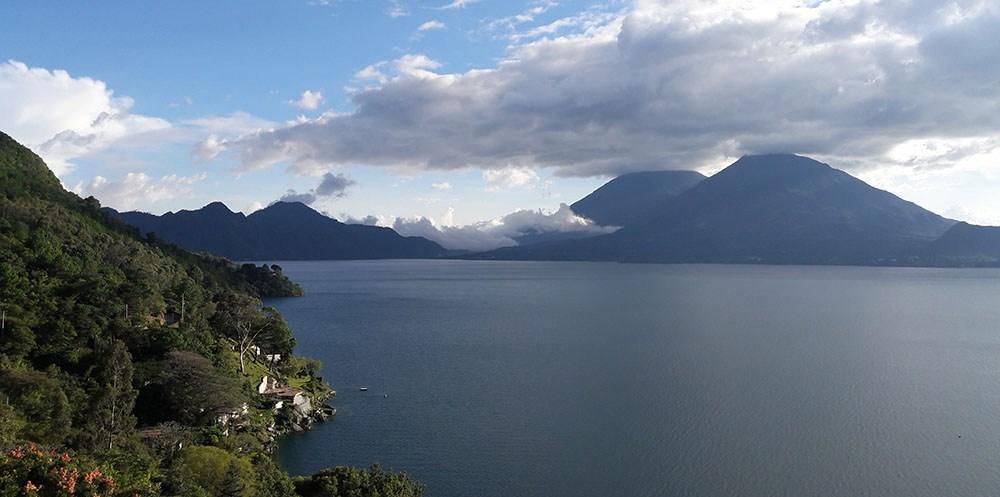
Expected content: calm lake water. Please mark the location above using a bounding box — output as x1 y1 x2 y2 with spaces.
269 260 1000 497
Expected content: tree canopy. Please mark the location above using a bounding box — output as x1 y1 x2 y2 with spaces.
0 130 419 497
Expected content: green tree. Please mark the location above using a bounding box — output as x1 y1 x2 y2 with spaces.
171 446 256 497
211 293 268 374
211 293 296 374
90 339 137 451
220 462 247 497
0 325 35 360
0 402 25 447
251 455 296 497
259 307 296 361
293 466 424 497
162 464 212 497
160 351 245 425
0 367 72 444
146 422 194 462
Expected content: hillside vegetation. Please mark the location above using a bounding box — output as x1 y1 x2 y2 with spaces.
0 131 422 497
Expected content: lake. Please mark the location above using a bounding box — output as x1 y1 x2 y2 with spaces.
270 260 1000 497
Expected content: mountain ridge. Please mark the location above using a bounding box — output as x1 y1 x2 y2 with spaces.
101 151 1000 267
570 170 706 226
923 222 1000 264
108 201 447 261
481 154 981 265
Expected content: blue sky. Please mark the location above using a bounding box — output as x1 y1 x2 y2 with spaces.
2 0 610 226
4 1 1000 250
6 1 559 118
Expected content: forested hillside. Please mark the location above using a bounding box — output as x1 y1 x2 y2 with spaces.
0 131 422 497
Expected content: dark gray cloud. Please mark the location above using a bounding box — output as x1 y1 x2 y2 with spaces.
276 172 356 205
215 0 1000 178
315 172 355 197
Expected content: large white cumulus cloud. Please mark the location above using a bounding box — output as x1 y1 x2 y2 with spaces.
386 204 617 251
0 60 169 177
207 0 1000 177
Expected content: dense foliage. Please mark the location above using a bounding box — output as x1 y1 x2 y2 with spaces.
0 445 116 497
293 466 423 497
0 131 419 496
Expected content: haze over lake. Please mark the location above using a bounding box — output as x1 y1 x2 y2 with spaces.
271 260 1000 497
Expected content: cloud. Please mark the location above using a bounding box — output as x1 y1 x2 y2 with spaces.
192 135 226 162
185 112 279 163
437 0 477 10
393 54 441 74
942 205 1000 227
387 2 409 17
389 203 617 251
486 1 560 36
0 61 281 182
393 217 514 251
342 214 384 226
277 191 318 204
499 203 614 235
417 20 446 31
0 60 170 177
276 172 356 205
505 4 618 42
431 181 452 190
354 64 388 83
169 96 194 108
288 90 324 110
352 54 443 89
483 166 540 190
185 112 275 135
201 0 1000 183
315 172 355 196
76 172 207 210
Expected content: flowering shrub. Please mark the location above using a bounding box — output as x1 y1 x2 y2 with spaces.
0 445 116 497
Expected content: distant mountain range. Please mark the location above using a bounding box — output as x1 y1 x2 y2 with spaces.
108 154 1000 267
107 201 446 260
924 222 1000 260
485 154 1000 266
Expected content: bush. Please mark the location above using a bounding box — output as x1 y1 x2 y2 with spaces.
0 445 116 497
0 404 25 448
0 368 71 444
170 446 256 497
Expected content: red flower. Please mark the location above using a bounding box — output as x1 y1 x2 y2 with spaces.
83 469 103 485
57 467 79 494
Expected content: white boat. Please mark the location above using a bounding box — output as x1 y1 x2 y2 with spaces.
359 387 368 392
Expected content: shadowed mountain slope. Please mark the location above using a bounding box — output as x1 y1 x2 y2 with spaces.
570 170 706 226
483 154 957 264
109 201 447 260
918 222 1000 265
